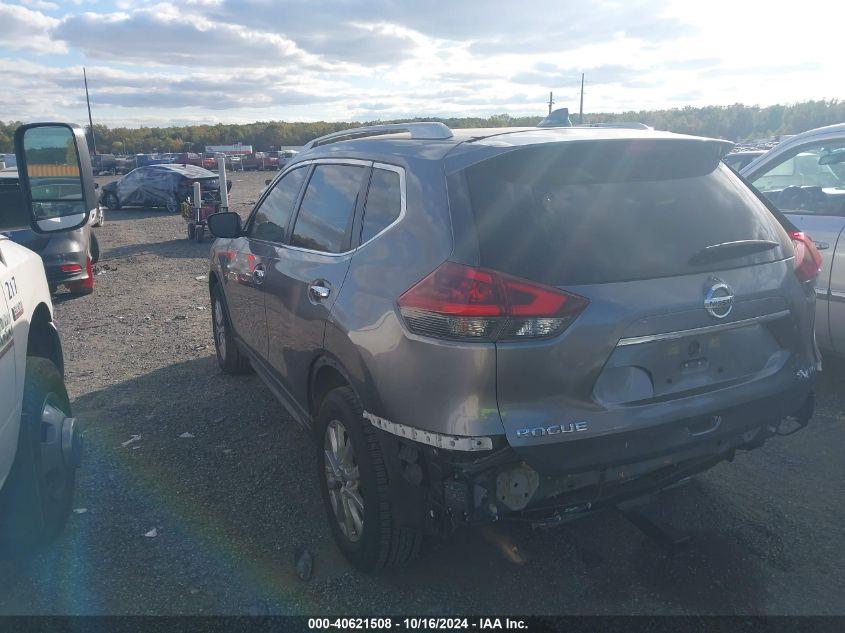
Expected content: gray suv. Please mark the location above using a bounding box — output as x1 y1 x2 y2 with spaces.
206 123 820 571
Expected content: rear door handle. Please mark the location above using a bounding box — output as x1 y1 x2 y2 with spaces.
309 282 331 301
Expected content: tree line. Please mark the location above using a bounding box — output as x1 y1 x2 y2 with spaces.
1 99 842 155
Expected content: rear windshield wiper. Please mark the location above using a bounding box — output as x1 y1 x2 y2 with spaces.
689 239 779 266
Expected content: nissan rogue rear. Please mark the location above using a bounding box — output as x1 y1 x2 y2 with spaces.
206 123 820 572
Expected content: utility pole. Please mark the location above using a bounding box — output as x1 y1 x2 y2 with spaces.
548 91 554 115
579 73 585 124
83 67 97 155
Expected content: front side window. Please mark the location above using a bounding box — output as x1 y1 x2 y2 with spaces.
361 168 402 243
751 141 845 214
290 164 366 253
247 166 307 242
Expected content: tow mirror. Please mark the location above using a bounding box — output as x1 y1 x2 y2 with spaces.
207 211 241 238
6 123 95 233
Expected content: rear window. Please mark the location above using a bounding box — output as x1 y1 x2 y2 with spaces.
461 141 787 285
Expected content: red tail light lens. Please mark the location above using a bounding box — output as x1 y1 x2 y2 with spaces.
397 261 588 341
790 231 822 283
60 263 82 273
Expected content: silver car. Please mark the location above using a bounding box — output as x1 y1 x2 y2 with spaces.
741 123 845 353
206 123 819 571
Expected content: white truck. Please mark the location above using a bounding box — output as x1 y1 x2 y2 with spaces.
0 123 95 548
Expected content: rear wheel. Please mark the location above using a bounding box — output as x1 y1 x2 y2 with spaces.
211 285 252 374
317 387 422 572
0 358 80 551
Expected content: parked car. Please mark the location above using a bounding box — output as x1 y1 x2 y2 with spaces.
172 152 203 167
114 156 135 174
0 154 16 169
269 149 298 170
0 123 92 548
741 123 845 354
206 122 819 571
241 152 277 171
100 164 231 213
2 171 100 296
722 150 765 172
91 153 116 175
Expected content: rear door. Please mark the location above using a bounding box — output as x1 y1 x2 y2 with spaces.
265 160 369 410
455 139 813 467
225 165 309 358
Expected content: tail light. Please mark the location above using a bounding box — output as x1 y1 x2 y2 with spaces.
60 263 82 273
397 261 588 341
790 231 822 283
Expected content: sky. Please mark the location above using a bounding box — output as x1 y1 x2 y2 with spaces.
1 0 843 128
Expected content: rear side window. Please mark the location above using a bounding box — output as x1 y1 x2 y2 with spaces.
361 168 402 243
291 164 366 253
248 166 307 242
460 141 786 285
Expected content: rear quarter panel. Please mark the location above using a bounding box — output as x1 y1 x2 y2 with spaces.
326 156 505 436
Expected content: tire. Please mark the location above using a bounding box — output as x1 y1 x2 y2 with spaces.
0 358 78 550
102 192 120 210
89 232 100 265
317 387 422 572
211 284 252 374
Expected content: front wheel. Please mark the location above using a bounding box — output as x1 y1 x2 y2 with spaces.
211 285 252 374
317 387 422 572
89 232 100 265
0 358 80 550
102 192 120 210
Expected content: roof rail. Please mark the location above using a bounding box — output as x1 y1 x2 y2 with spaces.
573 122 652 130
304 122 453 149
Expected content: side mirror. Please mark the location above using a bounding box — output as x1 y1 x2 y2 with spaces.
207 212 242 238
6 123 95 233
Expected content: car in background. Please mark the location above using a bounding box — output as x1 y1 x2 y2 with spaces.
135 153 169 167
91 153 117 175
172 152 203 167
1 170 99 296
0 154 16 169
723 150 765 172
241 152 278 171
268 149 298 170
741 123 845 354
115 156 135 174
100 164 231 213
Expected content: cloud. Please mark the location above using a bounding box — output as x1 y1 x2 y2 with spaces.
511 64 641 87
52 5 309 67
0 2 65 53
20 0 59 10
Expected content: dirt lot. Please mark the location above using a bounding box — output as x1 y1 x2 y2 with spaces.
1 169 844 615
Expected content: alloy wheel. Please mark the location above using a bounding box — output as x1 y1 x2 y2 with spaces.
323 419 364 543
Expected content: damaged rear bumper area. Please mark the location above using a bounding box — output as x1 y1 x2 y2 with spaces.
370 386 815 534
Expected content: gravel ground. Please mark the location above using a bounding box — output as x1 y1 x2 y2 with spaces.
0 170 843 615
